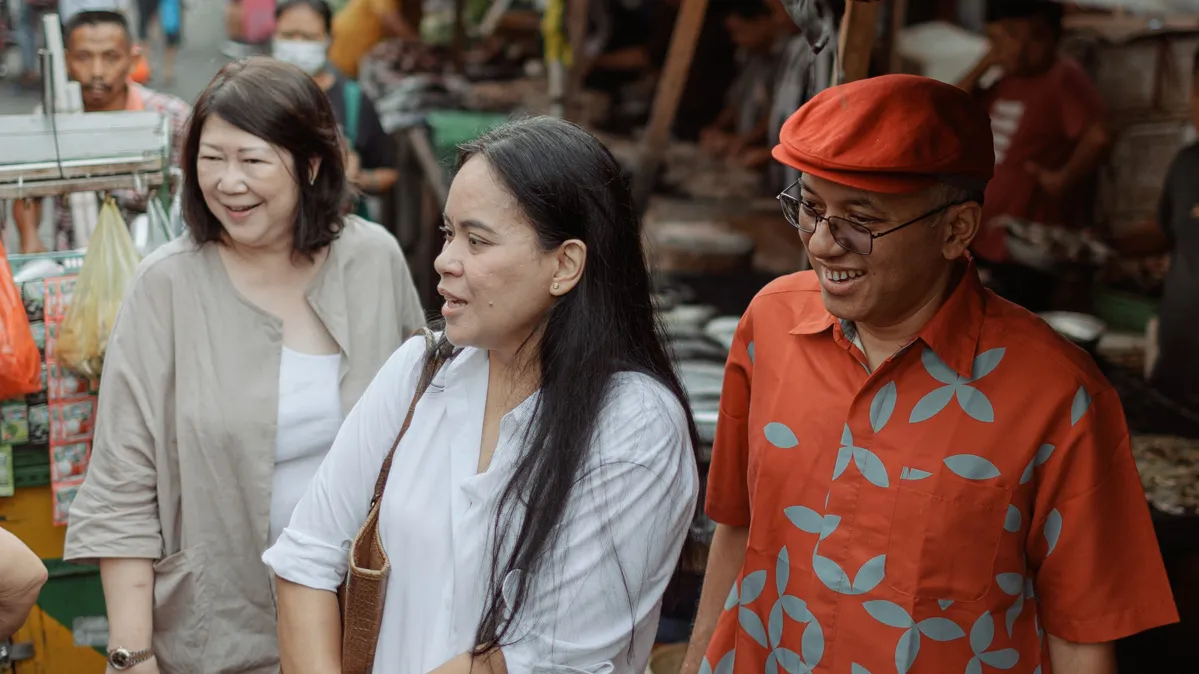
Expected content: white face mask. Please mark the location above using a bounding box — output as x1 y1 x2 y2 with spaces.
272 39 329 76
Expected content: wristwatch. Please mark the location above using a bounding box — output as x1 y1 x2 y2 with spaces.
107 647 154 670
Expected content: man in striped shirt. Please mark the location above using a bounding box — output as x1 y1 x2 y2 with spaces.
9 10 191 253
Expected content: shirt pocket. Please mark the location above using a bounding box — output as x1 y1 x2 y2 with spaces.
151 545 211 674
885 479 1008 603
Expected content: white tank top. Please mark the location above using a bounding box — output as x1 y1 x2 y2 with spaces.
269 346 343 547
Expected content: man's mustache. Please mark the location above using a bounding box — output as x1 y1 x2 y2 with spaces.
83 80 112 92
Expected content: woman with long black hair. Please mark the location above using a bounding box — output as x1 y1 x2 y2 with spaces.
264 116 699 673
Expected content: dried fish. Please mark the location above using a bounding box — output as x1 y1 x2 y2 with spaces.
1131 434 1199 515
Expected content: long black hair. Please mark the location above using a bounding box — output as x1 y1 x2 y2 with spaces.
441 116 700 653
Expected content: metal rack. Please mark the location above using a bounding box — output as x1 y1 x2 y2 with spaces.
0 14 170 202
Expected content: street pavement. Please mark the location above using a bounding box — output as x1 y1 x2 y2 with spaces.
1 0 235 114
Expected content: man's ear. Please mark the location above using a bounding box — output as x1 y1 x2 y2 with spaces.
941 201 983 260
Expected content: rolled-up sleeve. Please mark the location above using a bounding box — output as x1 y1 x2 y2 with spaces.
501 381 699 673
64 264 174 563
705 314 754 527
1030 385 1179 642
262 335 426 590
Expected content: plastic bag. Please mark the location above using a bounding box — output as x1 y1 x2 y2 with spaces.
0 240 43 399
130 190 177 256
57 198 143 380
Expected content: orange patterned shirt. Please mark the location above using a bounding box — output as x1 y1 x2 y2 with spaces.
703 265 1178 674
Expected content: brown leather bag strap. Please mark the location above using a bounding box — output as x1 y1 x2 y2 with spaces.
368 333 446 508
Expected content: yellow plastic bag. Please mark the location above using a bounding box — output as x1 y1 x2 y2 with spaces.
57 198 143 380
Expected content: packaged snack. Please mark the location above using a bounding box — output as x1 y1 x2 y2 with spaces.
0 444 14 497
1 401 29 445
28 403 50 444
51 441 90 482
52 478 85 526
50 399 96 443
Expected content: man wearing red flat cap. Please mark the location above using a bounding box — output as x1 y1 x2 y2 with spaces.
680 74 1177 674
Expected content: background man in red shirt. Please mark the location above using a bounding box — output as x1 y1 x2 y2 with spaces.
956 0 1111 310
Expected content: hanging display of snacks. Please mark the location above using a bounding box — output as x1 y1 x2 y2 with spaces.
1 255 98 525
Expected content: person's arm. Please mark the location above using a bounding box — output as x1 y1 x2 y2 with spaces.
426 649 507 674
1048 635 1117 674
0 529 48 639
1110 218 1171 257
354 96 399 194
679 524 749 674
99 559 157 674
62 265 175 671
12 198 46 254
680 316 756 674
727 111 772 159
1029 386 1178 664
1026 122 1111 199
265 337 430 673
275 579 342 673
1027 63 1112 198
955 47 1001 95
699 107 737 153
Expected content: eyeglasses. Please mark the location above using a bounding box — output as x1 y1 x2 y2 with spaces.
777 179 964 256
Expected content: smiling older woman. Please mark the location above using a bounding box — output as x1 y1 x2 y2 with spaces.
263 117 701 674
62 57 426 674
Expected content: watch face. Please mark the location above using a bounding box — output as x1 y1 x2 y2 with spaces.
110 649 131 669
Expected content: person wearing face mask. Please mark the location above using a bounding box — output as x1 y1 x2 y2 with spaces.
7 10 191 254
61 57 426 674
273 0 399 216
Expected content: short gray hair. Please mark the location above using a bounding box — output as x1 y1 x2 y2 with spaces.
928 182 985 208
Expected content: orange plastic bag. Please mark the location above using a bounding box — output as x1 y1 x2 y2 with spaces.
0 240 43 399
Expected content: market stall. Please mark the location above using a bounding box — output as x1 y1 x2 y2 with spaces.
0 14 174 673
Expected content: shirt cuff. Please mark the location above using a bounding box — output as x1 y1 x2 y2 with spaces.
261 528 348 592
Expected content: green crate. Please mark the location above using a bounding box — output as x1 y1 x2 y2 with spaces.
7 249 88 277
14 444 51 488
1092 287 1160 333
426 111 512 167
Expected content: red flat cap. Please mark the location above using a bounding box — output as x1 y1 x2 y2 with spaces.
772 74 995 194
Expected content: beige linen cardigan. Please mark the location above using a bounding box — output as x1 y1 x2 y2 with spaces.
63 216 426 674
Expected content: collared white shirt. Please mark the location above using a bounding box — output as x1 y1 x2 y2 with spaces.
263 336 698 674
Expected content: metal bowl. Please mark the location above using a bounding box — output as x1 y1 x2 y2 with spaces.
1039 311 1107 353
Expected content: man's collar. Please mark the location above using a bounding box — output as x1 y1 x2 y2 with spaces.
124 81 145 111
789 262 987 380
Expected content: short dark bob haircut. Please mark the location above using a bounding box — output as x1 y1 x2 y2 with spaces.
181 57 348 257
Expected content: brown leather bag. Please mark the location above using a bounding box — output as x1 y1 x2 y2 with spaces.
338 335 445 674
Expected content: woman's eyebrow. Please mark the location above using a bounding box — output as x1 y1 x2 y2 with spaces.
458 219 500 236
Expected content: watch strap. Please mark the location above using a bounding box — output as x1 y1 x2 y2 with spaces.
108 647 154 670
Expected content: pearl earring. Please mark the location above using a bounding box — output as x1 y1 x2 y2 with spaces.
552 283 560 291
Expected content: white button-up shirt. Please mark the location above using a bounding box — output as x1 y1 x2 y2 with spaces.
263 336 698 673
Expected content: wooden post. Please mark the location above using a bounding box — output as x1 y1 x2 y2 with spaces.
566 0 591 118
837 0 882 84
452 0 467 73
631 0 710 216
889 0 910 74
